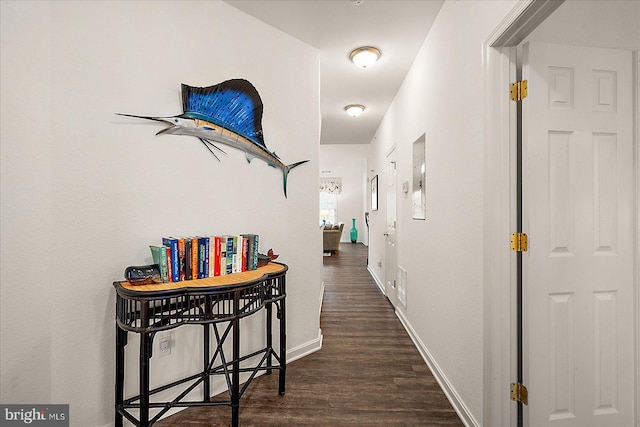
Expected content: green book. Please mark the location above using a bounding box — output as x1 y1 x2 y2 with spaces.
150 245 169 283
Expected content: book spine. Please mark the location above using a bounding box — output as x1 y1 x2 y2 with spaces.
232 236 239 274
235 235 241 273
191 237 199 279
242 234 254 271
150 245 169 283
213 236 221 276
204 236 210 278
219 236 227 276
177 237 186 281
162 237 179 282
253 234 259 270
207 236 213 278
160 247 169 282
241 236 248 272
165 246 173 282
198 237 205 279
226 236 234 274
184 238 192 280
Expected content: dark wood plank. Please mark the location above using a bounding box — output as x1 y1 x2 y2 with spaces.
156 243 463 426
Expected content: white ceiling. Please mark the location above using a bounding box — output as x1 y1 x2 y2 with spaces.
225 0 444 145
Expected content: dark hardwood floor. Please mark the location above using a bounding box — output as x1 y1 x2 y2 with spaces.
157 243 463 426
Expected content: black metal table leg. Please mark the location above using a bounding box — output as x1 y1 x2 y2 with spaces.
266 301 273 375
278 277 286 396
139 301 151 427
203 296 211 401
231 294 240 427
115 325 127 427
203 323 210 401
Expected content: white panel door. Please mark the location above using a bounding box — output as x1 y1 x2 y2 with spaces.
522 42 635 427
385 148 398 307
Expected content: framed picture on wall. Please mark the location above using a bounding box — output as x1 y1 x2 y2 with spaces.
371 175 378 211
412 134 426 220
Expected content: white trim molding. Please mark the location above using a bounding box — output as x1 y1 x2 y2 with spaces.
485 0 564 47
482 42 518 427
634 49 640 427
367 265 385 295
396 310 479 427
287 330 323 363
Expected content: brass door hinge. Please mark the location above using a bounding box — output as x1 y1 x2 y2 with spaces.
510 80 528 101
510 233 528 252
510 382 528 405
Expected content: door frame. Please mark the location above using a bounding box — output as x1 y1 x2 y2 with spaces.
482 1 640 425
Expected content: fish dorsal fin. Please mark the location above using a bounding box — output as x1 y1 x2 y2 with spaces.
181 79 266 148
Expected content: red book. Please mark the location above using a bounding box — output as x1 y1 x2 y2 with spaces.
165 246 173 282
213 236 221 276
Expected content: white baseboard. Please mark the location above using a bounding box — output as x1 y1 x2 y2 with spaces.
395 309 479 427
109 331 324 427
367 266 385 295
287 330 323 363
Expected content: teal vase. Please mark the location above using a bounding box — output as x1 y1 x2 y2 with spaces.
350 218 358 243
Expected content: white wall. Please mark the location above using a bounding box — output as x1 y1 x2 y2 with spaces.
366 1 517 425
0 2 321 426
319 144 368 243
526 0 640 50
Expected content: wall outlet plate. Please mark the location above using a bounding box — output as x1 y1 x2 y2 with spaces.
159 337 170 357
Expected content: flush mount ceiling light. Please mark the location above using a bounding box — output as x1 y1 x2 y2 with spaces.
349 46 381 69
344 104 365 117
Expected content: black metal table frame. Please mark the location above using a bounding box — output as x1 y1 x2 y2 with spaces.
114 263 287 427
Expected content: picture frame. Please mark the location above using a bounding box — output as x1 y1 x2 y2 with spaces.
371 174 378 211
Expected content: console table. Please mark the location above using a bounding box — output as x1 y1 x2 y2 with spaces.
114 262 287 427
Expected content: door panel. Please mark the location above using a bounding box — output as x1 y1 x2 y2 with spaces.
385 149 398 307
522 42 635 427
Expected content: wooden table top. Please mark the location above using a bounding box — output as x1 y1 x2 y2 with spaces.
116 262 286 293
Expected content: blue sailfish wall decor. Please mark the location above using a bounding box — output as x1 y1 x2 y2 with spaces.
117 79 308 197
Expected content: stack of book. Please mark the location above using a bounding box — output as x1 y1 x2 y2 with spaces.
150 235 260 283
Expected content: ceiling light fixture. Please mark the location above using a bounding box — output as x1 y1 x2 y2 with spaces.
344 104 365 117
349 46 381 69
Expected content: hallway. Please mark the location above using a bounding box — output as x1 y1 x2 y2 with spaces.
158 243 462 426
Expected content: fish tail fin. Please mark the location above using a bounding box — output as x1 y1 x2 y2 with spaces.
282 160 309 198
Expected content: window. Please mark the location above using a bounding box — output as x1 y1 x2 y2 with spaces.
319 177 341 226
319 191 338 225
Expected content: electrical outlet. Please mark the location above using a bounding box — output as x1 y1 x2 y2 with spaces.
159 335 171 357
